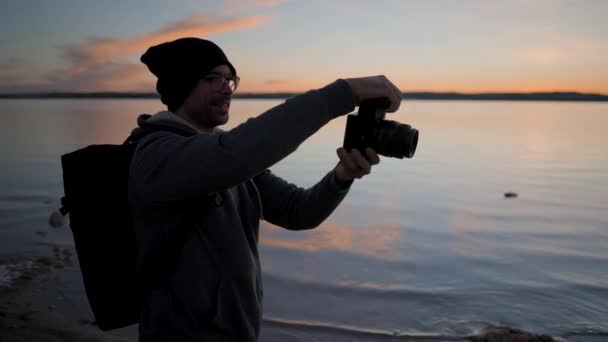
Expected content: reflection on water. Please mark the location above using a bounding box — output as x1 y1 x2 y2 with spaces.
261 221 402 261
1 98 608 337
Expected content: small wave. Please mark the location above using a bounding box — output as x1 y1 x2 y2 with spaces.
263 316 470 341
564 329 608 338
263 272 457 304
0 260 34 289
0 193 56 206
264 317 570 341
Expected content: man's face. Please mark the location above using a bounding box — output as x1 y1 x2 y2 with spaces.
181 64 235 131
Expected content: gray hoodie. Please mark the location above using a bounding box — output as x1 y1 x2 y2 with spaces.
128 79 356 342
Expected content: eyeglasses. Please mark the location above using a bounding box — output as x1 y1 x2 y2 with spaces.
202 73 240 92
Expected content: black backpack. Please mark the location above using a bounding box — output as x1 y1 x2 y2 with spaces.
56 126 194 331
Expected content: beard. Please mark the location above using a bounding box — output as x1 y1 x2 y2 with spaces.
208 95 230 120
188 95 231 130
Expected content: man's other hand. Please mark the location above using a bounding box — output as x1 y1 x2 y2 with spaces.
334 147 380 182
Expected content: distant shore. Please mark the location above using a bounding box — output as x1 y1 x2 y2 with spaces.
1 91 608 101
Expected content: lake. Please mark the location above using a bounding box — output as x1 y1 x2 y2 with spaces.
1 98 607 340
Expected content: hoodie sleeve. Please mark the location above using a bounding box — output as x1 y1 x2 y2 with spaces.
253 168 351 230
130 79 355 204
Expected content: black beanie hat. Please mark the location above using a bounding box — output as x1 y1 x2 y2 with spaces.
140 37 236 112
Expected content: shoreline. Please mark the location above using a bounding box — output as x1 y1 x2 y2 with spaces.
0 250 134 342
0 250 569 342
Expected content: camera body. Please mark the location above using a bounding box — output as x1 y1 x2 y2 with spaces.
343 97 419 159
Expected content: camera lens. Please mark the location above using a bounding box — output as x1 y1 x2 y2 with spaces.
371 120 419 159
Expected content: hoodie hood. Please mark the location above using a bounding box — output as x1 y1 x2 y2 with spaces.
130 111 199 140
130 111 226 141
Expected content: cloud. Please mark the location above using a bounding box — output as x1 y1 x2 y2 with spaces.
0 58 27 83
0 74 50 89
0 57 28 69
44 62 150 92
0 57 55 92
61 14 270 77
0 12 273 92
520 48 562 65
517 40 608 67
17 12 273 92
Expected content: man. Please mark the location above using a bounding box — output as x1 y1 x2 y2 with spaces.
129 37 402 342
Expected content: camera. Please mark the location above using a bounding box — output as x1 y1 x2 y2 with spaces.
343 97 419 159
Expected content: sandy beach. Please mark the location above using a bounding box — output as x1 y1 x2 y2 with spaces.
0 247 572 342
0 248 135 342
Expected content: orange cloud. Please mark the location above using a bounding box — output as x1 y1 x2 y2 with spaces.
95 64 151 91
62 14 270 76
19 13 274 92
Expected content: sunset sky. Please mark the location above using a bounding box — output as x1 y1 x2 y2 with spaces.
1 0 607 94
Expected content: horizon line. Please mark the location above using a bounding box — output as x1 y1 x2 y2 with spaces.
1 91 607 102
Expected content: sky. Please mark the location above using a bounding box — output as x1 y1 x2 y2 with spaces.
1 0 607 94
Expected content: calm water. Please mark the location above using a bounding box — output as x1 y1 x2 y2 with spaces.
1 98 607 339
